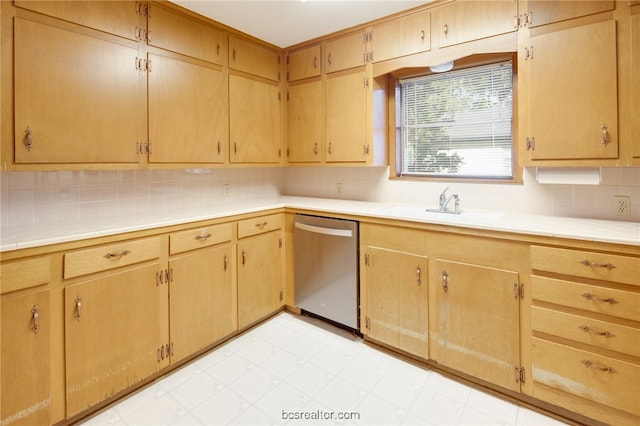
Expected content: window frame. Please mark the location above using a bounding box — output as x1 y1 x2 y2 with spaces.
388 53 522 184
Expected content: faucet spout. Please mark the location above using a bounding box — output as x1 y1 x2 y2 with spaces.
437 187 460 213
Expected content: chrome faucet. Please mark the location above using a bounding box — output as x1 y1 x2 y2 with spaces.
438 187 461 214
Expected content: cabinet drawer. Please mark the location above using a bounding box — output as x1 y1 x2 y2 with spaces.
64 237 162 279
170 223 232 254
237 214 283 239
530 245 640 286
531 276 639 322
532 338 640 416
1 257 50 294
532 306 640 358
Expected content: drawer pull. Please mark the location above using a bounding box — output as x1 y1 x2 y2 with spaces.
104 250 131 260
224 255 229 271
31 306 40 334
194 232 212 241
581 359 616 374
416 266 422 286
579 259 616 270
578 325 616 338
255 222 268 230
581 292 619 305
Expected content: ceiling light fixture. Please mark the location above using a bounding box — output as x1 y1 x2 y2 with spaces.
429 60 454 73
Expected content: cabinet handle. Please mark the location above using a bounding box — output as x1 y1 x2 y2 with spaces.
234 142 238 154
416 266 422 286
24 127 33 151
442 270 449 292
31 305 40 334
443 24 449 35
579 259 616 270
601 123 609 146
194 232 212 241
224 254 229 271
242 250 246 265
104 250 131 260
581 359 616 374
217 141 221 155
255 222 268 230
578 325 615 338
314 142 319 155
232 49 236 61
327 52 332 66
74 296 82 321
328 142 333 155
420 30 425 40
581 292 618 305
313 56 318 69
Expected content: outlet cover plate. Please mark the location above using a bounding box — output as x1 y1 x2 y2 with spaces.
614 195 630 216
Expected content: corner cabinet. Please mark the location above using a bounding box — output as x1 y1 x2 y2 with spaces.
360 224 429 359
13 16 142 164
237 214 285 329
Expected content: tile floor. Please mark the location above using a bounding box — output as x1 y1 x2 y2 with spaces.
82 312 567 426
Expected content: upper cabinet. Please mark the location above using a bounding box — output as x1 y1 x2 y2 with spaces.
146 3 227 65
371 9 431 62
435 0 518 48
632 6 640 159
229 36 282 81
14 0 141 41
287 44 321 81
520 13 619 162
325 30 367 73
524 0 615 28
13 17 142 164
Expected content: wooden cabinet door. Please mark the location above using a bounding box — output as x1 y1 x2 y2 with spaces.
436 0 518 48
147 3 226 65
525 0 615 28
632 11 640 158
169 244 236 363
15 0 141 41
1 289 50 426
365 247 428 359
325 70 368 163
229 75 282 164
287 80 323 163
325 31 366 73
372 9 431 62
229 36 281 82
434 260 521 392
148 53 227 164
64 263 167 417
14 17 141 164
237 231 284 329
287 44 321 81
527 19 618 160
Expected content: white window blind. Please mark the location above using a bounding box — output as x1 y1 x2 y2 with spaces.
396 61 514 179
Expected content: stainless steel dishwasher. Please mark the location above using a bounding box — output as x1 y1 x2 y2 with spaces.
294 214 359 332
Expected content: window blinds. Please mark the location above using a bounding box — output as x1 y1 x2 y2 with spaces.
397 61 513 179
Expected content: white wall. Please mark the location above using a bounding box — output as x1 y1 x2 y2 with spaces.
1 165 639 230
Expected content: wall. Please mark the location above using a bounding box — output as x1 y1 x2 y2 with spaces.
1 165 639 230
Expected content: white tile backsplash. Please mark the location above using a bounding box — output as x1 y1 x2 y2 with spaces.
1 166 639 230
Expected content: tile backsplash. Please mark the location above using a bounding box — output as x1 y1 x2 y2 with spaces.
1 166 639 230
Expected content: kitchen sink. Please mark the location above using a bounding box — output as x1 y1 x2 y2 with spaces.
376 205 505 225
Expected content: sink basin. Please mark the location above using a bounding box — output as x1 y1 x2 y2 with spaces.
377 205 505 225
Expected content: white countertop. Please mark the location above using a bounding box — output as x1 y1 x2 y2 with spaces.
1 196 639 252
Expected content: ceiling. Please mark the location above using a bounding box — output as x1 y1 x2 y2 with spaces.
169 0 430 48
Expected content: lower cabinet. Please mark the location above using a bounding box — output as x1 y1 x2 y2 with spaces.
237 215 285 329
360 224 429 359
1 288 50 426
64 263 169 418
433 259 521 392
169 243 236 363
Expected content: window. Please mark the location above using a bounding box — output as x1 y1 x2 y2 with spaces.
395 61 514 180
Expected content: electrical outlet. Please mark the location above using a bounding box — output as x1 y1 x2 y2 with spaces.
223 184 231 197
613 195 630 216
336 183 343 196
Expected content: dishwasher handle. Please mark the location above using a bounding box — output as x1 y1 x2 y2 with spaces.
295 221 353 237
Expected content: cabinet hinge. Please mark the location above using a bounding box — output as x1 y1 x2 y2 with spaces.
514 283 524 299
515 366 526 384
363 31 373 44
286 91 290 102
166 268 173 283
278 148 282 158
145 3 151 17
526 137 536 151
156 270 163 286
286 71 290 82
524 46 534 61
278 71 281 81
365 316 370 330
135 2 145 15
363 76 370 88
363 51 374 63
279 238 283 248
286 148 290 157
364 144 370 156
277 55 281 65
364 252 370 266
525 11 532 26
279 290 283 302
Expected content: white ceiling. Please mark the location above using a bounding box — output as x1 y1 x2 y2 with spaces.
169 0 429 48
